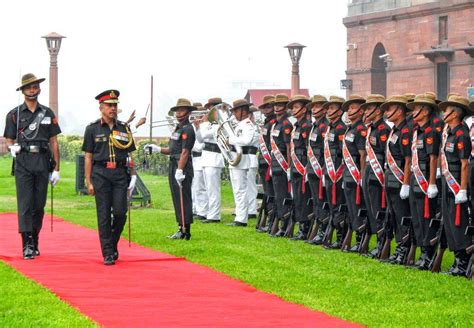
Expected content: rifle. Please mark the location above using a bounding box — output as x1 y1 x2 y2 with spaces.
358 208 372 255
305 198 318 240
255 193 267 230
429 213 445 272
323 204 347 247
465 225 474 279
378 211 393 260
401 216 416 265
341 204 354 251
270 200 291 236
283 198 295 238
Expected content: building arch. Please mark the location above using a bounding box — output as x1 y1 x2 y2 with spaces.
371 42 388 96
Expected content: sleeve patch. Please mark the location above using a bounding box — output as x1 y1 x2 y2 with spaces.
356 125 363 131
457 142 464 150
336 124 343 129
424 126 432 134
284 128 291 135
378 124 385 130
380 134 387 142
426 137 433 145
401 128 409 134
402 138 409 146
456 130 463 137
182 133 188 140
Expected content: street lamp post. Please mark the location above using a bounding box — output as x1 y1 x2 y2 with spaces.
42 32 66 117
285 43 306 96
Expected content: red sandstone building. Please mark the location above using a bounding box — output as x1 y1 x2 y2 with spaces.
343 0 474 100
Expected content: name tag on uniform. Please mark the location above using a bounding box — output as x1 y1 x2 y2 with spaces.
293 131 300 140
328 133 335 142
272 129 280 137
445 142 454 152
416 140 423 149
345 133 355 142
310 131 317 142
390 133 398 144
41 117 51 125
369 136 376 146
95 136 107 142
171 132 180 140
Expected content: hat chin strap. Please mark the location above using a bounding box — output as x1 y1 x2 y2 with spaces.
24 90 40 101
348 107 362 121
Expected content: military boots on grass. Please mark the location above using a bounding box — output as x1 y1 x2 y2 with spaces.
168 225 191 240
21 232 35 260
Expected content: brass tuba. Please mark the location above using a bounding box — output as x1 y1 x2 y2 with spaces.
208 103 242 166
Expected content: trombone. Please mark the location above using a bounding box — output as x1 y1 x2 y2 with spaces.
151 110 210 129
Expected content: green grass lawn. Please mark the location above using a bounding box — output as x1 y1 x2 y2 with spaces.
0 156 473 327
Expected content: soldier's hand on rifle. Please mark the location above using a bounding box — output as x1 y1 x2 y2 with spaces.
400 184 410 199
144 144 161 154
87 183 95 196
128 175 137 197
8 144 21 158
427 184 438 198
175 169 185 186
455 189 468 204
49 170 60 187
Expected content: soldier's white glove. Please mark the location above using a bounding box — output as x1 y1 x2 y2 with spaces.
286 169 291 182
436 168 442 179
427 184 438 199
8 144 21 158
128 175 137 196
455 189 468 204
175 169 185 186
400 184 410 199
49 170 60 187
144 144 161 154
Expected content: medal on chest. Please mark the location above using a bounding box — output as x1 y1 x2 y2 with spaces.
328 133 335 142
445 142 454 153
390 133 398 144
272 129 280 137
345 132 355 143
293 131 300 140
416 139 423 149
310 131 317 142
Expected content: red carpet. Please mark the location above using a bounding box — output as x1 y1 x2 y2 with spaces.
0 213 361 327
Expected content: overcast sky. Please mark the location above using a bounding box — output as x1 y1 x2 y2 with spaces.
0 0 347 136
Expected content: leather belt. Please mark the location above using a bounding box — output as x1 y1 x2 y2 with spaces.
20 145 47 153
192 151 202 157
93 160 127 168
230 145 258 154
203 142 221 153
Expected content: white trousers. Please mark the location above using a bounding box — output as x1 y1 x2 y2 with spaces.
246 167 258 215
192 169 208 217
230 168 249 223
202 166 222 221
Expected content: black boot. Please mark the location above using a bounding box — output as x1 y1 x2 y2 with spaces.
291 222 307 241
348 231 362 253
21 232 35 260
417 246 435 271
445 250 470 277
365 237 382 258
32 228 40 256
183 225 191 240
327 227 344 249
383 244 402 263
306 223 327 245
168 226 185 239
390 245 408 265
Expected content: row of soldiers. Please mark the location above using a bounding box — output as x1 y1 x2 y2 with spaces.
251 91 473 278
146 92 473 278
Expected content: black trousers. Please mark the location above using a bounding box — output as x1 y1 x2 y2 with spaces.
169 160 193 226
271 172 291 219
385 188 410 244
409 177 437 247
290 172 311 222
14 152 50 233
441 177 472 251
324 173 346 228
307 173 329 222
92 165 129 257
362 168 385 234
258 164 275 215
343 179 365 231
